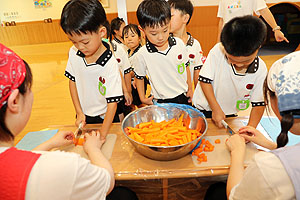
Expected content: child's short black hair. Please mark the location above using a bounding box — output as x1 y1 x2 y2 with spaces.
137 0 171 29
221 15 267 57
103 20 111 40
168 0 194 25
111 17 125 36
122 24 141 39
60 0 107 35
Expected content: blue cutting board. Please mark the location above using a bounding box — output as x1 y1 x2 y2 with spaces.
16 129 58 150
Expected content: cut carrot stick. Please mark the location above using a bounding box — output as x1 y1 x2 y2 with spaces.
215 139 221 144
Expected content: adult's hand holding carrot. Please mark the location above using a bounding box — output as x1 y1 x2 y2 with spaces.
83 130 105 154
225 134 246 156
33 131 74 151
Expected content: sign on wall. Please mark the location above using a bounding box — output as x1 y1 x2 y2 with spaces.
34 0 52 8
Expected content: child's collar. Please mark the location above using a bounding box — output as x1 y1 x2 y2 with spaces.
145 36 176 53
76 41 113 67
114 37 122 44
186 32 194 47
245 56 259 73
128 44 142 57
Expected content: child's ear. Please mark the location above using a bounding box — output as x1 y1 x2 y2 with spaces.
183 13 190 24
99 26 107 38
7 89 20 113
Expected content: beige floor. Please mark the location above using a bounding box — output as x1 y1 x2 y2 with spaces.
7 42 285 144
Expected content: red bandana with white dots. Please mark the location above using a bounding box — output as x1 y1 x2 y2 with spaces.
0 43 26 108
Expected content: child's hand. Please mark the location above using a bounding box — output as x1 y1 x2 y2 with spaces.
239 126 277 150
186 89 193 103
76 114 86 128
225 134 246 156
274 30 289 43
124 91 133 106
83 130 105 154
212 110 225 128
142 96 154 105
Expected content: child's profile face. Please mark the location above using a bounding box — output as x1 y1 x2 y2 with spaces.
124 29 140 50
143 23 170 48
67 30 103 57
225 49 258 69
170 8 185 33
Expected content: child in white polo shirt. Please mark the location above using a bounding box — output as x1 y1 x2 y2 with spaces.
110 17 127 51
60 0 123 140
217 0 288 43
192 16 267 128
134 0 193 105
168 0 203 89
123 23 149 112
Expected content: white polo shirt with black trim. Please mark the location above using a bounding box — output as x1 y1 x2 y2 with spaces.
133 36 189 100
192 43 267 115
186 33 203 82
64 42 123 117
111 42 132 75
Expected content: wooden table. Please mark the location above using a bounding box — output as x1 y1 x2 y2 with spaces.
51 117 252 199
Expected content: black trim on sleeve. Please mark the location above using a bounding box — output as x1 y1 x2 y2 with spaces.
251 102 266 107
185 61 190 68
64 71 75 82
194 65 202 70
198 75 212 84
124 67 133 74
134 72 145 80
106 95 124 103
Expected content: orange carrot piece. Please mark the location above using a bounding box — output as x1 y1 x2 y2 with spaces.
215 139 221 144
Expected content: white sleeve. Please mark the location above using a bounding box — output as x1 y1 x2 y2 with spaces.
250 61 268 103
26 151 111 200
118 47 132 75
194 40 203 70
199 45 218 82
71 156 111 200
230 152 293 200
217 0 224 18
65 47 76 82
132 51 147 79
253 0 267 15
105 62 123 101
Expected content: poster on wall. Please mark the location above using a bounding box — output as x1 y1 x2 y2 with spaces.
34 0 52 8
100 0 109 8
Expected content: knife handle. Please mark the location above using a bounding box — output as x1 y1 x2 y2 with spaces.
221 120 228 128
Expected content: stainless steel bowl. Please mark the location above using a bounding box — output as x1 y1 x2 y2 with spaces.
121 105 208 161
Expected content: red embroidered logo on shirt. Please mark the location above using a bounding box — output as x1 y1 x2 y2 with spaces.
246 84 254 90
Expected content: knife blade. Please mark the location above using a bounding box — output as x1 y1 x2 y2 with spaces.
221 120 236 135
74 123 83 146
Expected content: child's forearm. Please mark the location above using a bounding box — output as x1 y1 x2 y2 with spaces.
200 82 222 112
101 103 117 138
124 73 132 94
193 69 200 89
69 80 84 115
186 66 193 91
260 7 278 30
135 78 146 101
119 70 128 93
248 106 265 128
